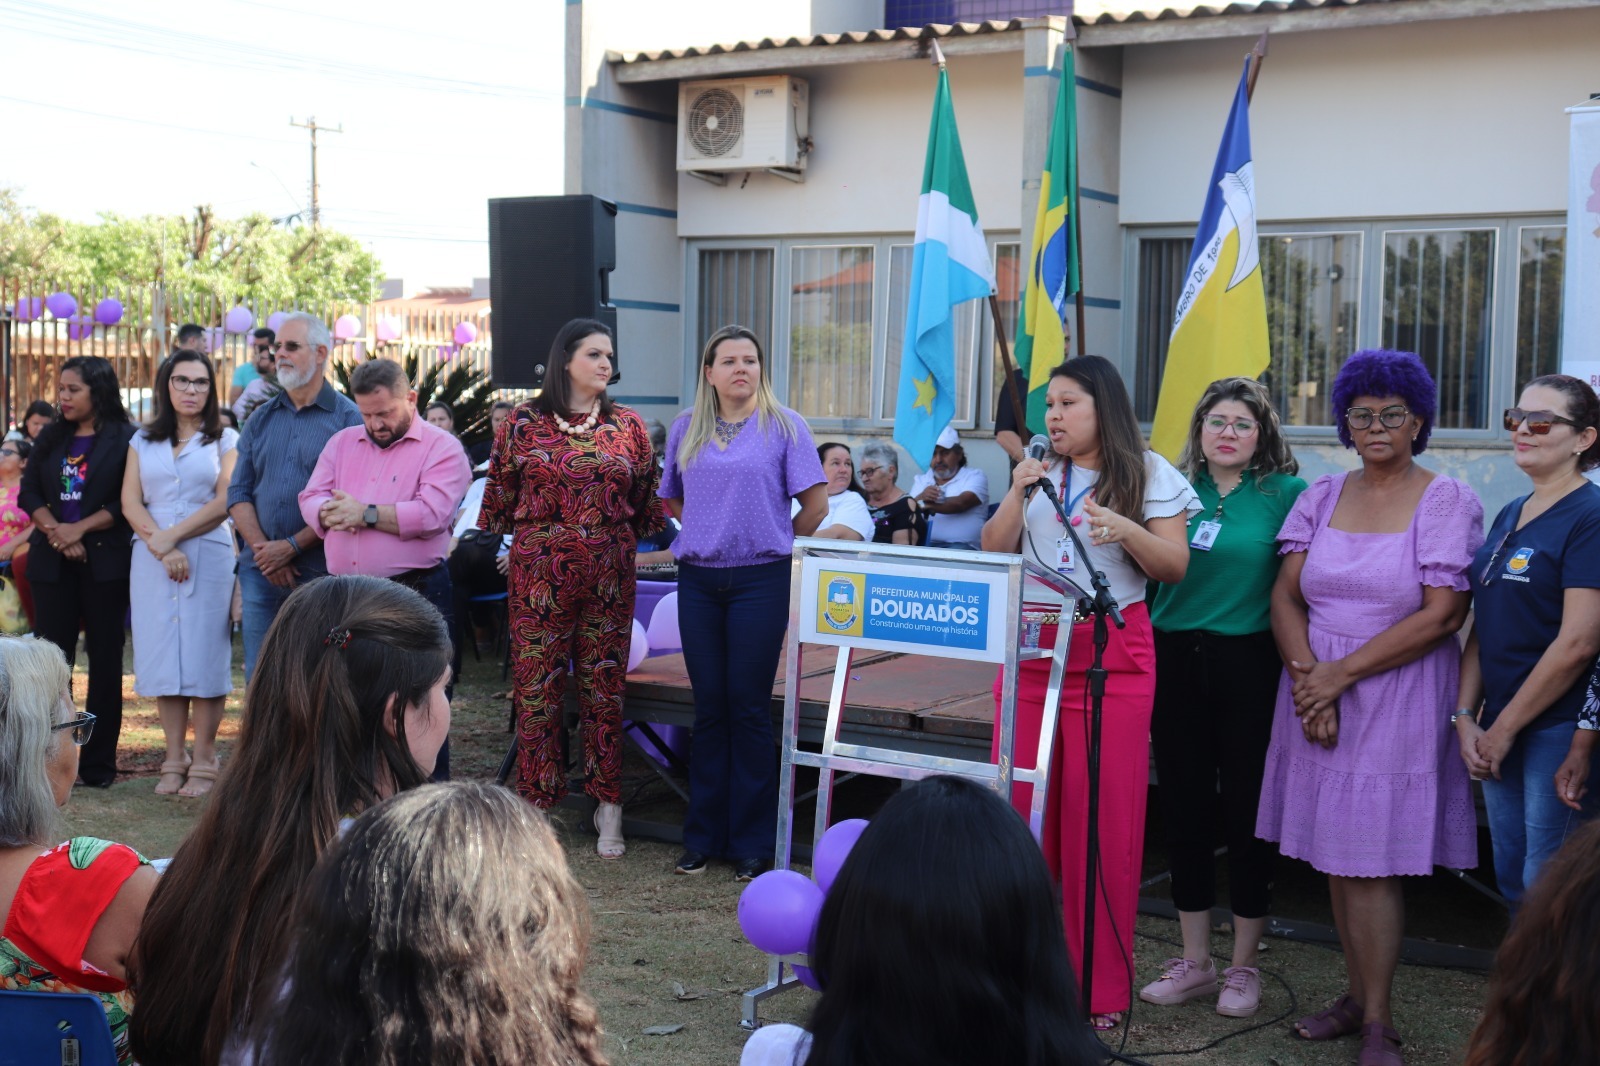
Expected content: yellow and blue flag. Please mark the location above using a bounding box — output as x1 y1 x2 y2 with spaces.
1150 59 1269 460
894 67 995 470
1015 47 1080 434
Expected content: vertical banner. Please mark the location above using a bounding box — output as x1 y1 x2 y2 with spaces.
1560 104 1600 385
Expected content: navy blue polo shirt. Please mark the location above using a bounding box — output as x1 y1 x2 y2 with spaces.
1469 482 1600 731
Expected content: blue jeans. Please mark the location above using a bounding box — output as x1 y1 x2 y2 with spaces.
677 559 790 861
1482 721 1600 908
240 555 330 683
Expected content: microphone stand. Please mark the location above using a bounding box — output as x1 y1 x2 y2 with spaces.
1030 473 1124 1019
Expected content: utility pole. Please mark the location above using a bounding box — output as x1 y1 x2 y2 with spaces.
289 116 342 228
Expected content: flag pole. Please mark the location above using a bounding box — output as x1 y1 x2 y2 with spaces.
1246 31 1269 102
926 37 1030 435
1071 57 1087 359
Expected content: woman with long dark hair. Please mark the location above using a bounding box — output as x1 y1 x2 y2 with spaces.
1458 374 1600 910
660 325 826 880
243 782 607 1066
479 318 664 858
1140 377 1305 1018
122 350 238 796
809 442 873 541
128 575 452 1066
741 776 1098 1066
19 355 135 787
1462 818 1600 1066
980 355 1199 1029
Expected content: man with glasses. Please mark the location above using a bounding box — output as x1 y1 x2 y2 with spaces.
228 327 277 407
227 312 361 681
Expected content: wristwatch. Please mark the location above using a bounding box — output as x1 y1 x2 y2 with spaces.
1450 708 1475 725
363 504 378 529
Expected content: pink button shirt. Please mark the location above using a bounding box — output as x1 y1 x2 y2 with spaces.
298 416 472 577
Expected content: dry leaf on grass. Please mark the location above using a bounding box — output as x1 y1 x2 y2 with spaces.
671 981 702 1001
642 1024 685 1036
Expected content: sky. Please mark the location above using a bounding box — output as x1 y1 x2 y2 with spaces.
0 0 566 290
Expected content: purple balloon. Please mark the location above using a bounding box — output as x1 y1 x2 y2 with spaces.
224 305 255 334
266 310 288 333
93 298 123 326
375 316 401 343
453 320 478 346
791 964 822 991
67 318 94 341
813 818 869 894
738 870 824 958
333 313 361 340
45 292 77 320
13 297 42 322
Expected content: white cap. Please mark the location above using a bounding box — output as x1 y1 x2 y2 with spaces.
935 426 960 449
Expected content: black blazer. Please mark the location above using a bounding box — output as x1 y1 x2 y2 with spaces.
19 419 138 584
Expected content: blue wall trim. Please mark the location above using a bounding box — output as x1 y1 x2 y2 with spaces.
613 299 680 313
1080 187 1119 205
1020 69 1124 100
565 96 676 124
1083 296 1121 310
612 395 679 406
1076 76 1122 99
614 201 679 219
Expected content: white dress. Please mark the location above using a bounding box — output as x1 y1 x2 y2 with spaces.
130 427 238 698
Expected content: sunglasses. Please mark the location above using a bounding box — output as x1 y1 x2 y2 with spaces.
1503 408 1582 434
51 711 96 747
269 341 309 354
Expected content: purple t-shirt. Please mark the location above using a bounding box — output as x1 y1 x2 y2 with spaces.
658 407 825 568
58 433 95 523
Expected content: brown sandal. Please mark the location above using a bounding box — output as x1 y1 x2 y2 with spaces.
1293 993 1364 1040
1358 1022 1403 1066
179 759 220 798
154 756 190 796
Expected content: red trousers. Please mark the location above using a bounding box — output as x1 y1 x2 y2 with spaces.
991 602 1155 1016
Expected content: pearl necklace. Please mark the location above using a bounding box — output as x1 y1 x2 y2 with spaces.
553 400 600 437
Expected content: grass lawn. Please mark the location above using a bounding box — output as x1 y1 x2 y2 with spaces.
61 637 1491 1064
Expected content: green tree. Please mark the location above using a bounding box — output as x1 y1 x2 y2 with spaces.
0 185 380 306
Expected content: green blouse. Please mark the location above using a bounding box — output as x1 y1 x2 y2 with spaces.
1148 469 1307 636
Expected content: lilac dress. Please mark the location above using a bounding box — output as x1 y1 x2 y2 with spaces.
1255 472 1481 877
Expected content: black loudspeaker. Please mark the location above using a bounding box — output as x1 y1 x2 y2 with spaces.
488 195 618 388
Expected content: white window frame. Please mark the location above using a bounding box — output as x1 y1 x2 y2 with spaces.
1122 215 1564 443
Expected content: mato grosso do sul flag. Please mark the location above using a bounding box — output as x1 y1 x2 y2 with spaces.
1149 58 1269 461
1014 46 1081 436
893 66 995 471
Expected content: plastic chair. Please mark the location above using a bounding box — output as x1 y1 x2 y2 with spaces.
0 989 118 1066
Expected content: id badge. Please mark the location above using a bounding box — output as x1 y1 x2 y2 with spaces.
1190 519 1221 551
1056 536 1076 573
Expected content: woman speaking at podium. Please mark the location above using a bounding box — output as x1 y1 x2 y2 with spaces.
981 356 1199 1029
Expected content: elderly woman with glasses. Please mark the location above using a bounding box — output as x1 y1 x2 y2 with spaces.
856 441 925 546
0 636 158 1066
1456 375 1600 915
1256 350 1481 1066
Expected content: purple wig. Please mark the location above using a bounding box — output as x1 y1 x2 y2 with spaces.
1331 349 1436 454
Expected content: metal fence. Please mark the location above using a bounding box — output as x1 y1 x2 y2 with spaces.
0 279 499 429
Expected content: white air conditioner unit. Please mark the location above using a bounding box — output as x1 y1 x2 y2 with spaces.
677 76 810 183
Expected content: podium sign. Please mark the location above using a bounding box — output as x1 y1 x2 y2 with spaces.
798 556 1010 662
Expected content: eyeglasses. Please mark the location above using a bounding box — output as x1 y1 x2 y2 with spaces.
50 711 96 747
0 447 19 457
858 465 885 477
1503 407 1582 434
1202 416 1259 437
170 375 211 393
269 341 308 354
1345 405 1411 430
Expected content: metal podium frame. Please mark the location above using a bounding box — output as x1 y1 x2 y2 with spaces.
740 539 1084 1027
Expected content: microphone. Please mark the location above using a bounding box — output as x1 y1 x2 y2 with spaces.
1025 434 1068 518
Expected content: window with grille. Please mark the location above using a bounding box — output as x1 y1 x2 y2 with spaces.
789 245 875 420
1381 228 1495 431
1515 226 1564 387
696 248 774 359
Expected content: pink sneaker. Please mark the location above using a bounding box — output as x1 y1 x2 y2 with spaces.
1216 966 1261 1018
1137 957 1217 1006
